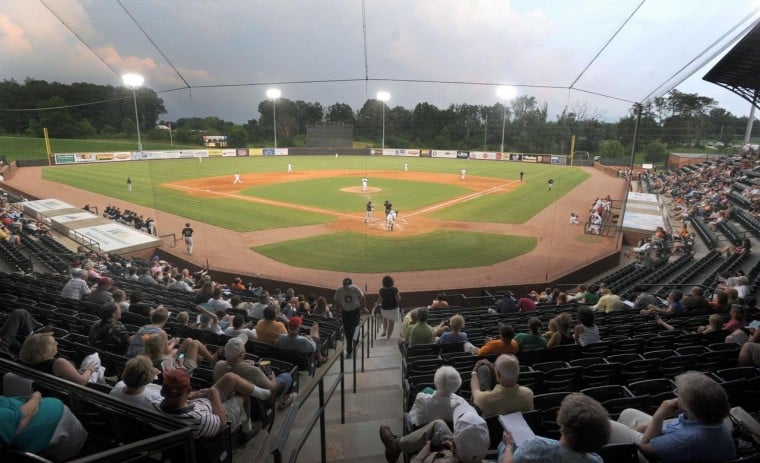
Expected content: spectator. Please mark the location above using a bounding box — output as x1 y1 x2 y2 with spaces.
152 368 256 439
694 313 725 335
126 306 169 358
213 335 295 409
436 314 468 344
546 313 574 348
709 290 730 313
398 309 419 351
255 305 287 346
499 393 610 463
128 290 152 317
0 309 40 355
334 277 366 359
60 269 92 300
230 277 246 291
248 292 270 319
312 296 333 318
722 305 745 332
573 306 600 346
631 286 659 312
583 285 600 305
608 371 735 463
85 277 114 306
137 267 157 285
142 330 216 374
641 289 684 317
514 318 547 350
88 301 131 355
516 294 537 313
208 287 232 312
406 307 435 347
466 324 519 357
113 288 130 312
681 286 711 314
471 354 533 418
408 365 467 428
429 293 449 310
225 314 257 341
109 355 163 407
593 288 623 313
0 392 87 460
377 275 401 339
20 333 98 385
380 403 489 463
277 316 325 364
493 292 518 314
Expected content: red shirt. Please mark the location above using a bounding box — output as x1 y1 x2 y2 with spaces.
518 298 536 313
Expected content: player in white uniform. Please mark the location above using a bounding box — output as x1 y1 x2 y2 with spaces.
460 169 466 180
404 163 408 172
233 172 242 184
386 210 396 231
361 177 368 192
287 163 293 173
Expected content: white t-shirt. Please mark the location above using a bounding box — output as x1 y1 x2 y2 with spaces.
109 382 163 409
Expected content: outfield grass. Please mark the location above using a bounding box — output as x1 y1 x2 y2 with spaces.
41 155 587 271
254 230 537 272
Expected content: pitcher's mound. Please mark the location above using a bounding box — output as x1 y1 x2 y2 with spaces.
341 186 382 193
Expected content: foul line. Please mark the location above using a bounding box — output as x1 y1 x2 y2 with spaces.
406 180 520 218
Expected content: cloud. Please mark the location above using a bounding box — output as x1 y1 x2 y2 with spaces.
0 14 32 54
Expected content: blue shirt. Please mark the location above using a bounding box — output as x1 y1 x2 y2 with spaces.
438 331 468 344
0 396 64 452
650 413 736 463
501 436 603 463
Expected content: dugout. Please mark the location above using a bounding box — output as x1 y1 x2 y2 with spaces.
306 122 353 147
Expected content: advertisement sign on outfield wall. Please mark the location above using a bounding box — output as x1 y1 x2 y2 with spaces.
456 151 470 159
419 149 432 157
263 148 275 156
431 150 458 158
469 151 503 161
274 148 289 156
235 148 249 157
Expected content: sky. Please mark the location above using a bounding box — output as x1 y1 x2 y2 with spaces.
2 0 760 124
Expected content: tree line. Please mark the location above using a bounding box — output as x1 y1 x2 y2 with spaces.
0 78 756 163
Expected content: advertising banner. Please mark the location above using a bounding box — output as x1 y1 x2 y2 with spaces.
54 154 75 164
431 150 458 158
470 151 502 161
456 151 470 159
208 149 224 157
371 149 383 156
112 152 132 162
419 149 432 158
222 149 237 157
249 148 263 156
274 148 289 156
177 150 208 159
263 148 275 156
405 149 420 157
236 148 250 157
550 156 564 165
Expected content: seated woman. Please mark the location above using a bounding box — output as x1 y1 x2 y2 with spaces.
436 314 468 344
515 317 547 351
546 312 574 348
718 237 752 257
20 333 99 385
109 355 163 408
608 371 735 463
499 393 610 463
142 330 216 374
573 306 600 347
695 313 724 335
407 365 467 428
0 392 88 460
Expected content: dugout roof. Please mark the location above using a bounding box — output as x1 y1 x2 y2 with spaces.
703 21 760 108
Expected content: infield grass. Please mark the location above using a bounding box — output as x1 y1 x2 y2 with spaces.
254 230 537 272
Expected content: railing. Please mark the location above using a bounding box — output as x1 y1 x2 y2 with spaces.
69 228 102 253
271 345 346 463
159 232 178 248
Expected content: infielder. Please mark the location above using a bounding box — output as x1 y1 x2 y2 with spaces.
365 201 374 223
386 210 396 231
460 169 466 180
287 163 293 173
233 172 242 184
361 177 368 192
404 163 408 172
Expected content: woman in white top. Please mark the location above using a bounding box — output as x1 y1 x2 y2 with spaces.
109 355 163 408
574 306 600 347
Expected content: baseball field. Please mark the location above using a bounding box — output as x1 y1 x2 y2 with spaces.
15 154 625 291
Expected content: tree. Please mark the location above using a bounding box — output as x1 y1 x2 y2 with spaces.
598 139 625 158
227 126 248 148
326 103 355 126
643 140 667 163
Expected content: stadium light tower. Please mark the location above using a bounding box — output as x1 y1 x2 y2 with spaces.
266 88 282 149
122 73 145 152
497 85 517 153
377 91 391 149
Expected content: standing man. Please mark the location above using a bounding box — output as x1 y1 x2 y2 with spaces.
127 177 132 192
361 177 368 192
334 277 366 359
287 163 293 173
234 172 242 184
386 210 396 231
365 201 374 223
181 223 194 255
548 178 554 191
404 163 408 172
460 168 466 180
519 171 524 182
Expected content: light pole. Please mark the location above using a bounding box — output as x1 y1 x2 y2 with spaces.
122 73 145 151
496 85 516 153
377 91 391 149
266 88 281 149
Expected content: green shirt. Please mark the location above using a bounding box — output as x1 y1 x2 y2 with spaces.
408 322 435 347
515 332 547 350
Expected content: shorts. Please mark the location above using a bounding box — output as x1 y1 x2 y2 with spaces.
44 405 88 461
381 307 400 322
222 395 247 432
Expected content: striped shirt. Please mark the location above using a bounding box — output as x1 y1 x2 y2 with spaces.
154 399 222 438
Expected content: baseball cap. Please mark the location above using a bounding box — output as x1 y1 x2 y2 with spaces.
224 333 248 359
452 404 489 463
289 316 303 330
342 277 352 287
161 368 191 398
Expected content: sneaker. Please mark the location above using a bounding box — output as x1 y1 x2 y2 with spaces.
278 392 297 410
379 425 401 462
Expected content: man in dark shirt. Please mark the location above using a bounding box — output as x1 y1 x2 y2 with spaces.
493 292 518 315
682 286 711 315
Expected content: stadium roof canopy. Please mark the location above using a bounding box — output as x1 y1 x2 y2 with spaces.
703 21 760 109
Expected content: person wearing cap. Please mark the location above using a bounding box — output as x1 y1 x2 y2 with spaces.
277 316 326 364
380 402 489 463
214 334 295 409
470 354 533 419
500 393 610 463
153 368 257 439
60 269 93 300
181 223 194 255
85 277 115 306
408 365 467 428
334 277 367 359
88 302 131 355
255 305 288 345
465 324 519 357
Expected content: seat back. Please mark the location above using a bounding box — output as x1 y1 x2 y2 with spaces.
2 371 33 396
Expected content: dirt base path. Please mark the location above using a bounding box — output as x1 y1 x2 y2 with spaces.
6 165 625 292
